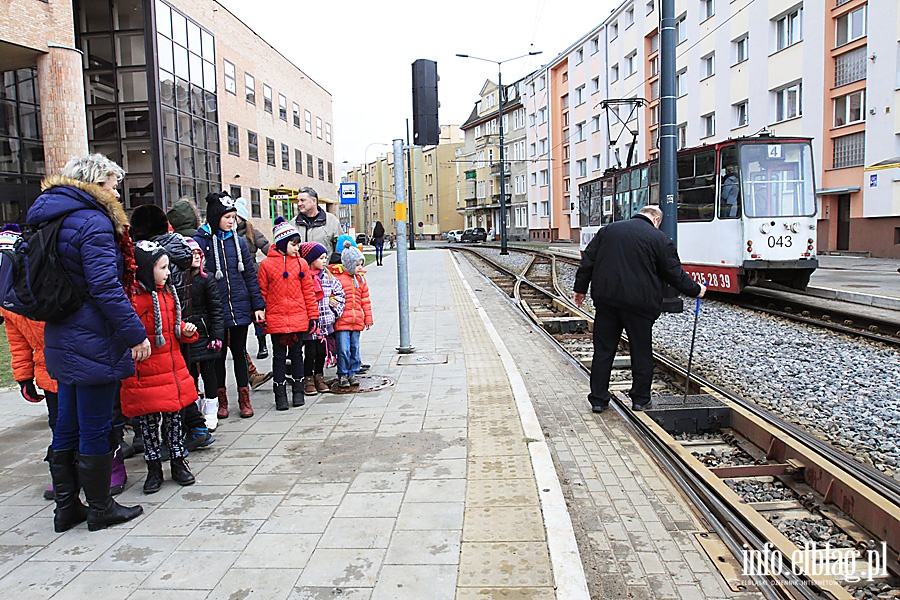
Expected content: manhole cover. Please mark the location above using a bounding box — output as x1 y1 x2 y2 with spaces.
328 374 396 394
412 306 450 312
397 354 448 365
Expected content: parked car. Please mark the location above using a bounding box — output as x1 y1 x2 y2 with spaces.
461 227 487 243
447 229 464 243
355 233 368 245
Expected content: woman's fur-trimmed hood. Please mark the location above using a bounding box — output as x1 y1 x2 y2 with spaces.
40 175 128 237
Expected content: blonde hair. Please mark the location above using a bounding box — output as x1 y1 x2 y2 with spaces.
639 205 663 221
61 154 126 185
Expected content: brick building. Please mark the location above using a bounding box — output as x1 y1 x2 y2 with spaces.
0 0 334 236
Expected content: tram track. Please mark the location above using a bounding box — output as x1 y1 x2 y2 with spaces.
453 245 900 600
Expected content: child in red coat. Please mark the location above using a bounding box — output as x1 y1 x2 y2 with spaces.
122 241 199 494
329 244 373 388
258 217 319 410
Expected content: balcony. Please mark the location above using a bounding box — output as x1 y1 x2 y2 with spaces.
465 199 478 209
490 163 511 176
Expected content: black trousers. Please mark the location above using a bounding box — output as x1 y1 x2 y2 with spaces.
304 339 326 376
590 303 656 407
217 325 250 388
189 360 219 401
271 334 304 384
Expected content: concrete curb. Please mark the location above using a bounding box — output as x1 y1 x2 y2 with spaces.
450 254 591 600
805 285 900 311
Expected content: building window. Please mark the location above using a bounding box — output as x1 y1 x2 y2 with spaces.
701 0 714 22
304 110 312 133
775 8 802 51
610 22 618 40
610 64 619 82
833 131 865 168
591 36 600 54
676 13 687 44
650 105 659 125
250 188 261 218
702 112 715 138
245 73 255 104
834 90 864 127
625 7 634 28
592 115 601 131
774 82 802 121
292 102 300 128
593 154 602 171
625 52 637 77
538 75 546 90
317 158 324 181
229 184 241 200
325 123 332 144
263 84 272 113
294 148 302 173
266 137 275 166
281 143 289 170
227 123 239 155
651 79 660 101
676 68 687 96
677 123 687 149
835 46 867 87
576 159 587 178
734 101 749 128
247 130 258 161
647 0 655 14
539 138 548 154
307 153 314 176
734 35 749 64
575 85 585 105
575 48 584 64
316 117 323 139
836 7 866 47
539 169 549 186
701 52 715 78
561 94 569 110
327 162 333 183
278 94 287 121
591 76 600 94
574 121 586 142
223 59 236 94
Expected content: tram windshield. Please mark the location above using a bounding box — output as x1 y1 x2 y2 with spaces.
740 142 816 217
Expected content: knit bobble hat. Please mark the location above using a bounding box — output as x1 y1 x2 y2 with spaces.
341 244 365 277
235 197 249 221
0 228 21 252
205 191 237 235
335 234 357 252
130 203 171 242
273 216 301 254
300 242 327 265
134 240 183 348
185 237 201 253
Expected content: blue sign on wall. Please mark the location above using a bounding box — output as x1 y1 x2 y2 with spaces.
339 182 359 204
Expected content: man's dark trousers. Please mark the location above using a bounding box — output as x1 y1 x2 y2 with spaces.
589 302 656 408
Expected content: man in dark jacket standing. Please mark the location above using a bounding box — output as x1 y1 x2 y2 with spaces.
574 205 706 413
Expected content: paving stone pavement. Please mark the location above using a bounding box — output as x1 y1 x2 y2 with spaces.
0 248 757 599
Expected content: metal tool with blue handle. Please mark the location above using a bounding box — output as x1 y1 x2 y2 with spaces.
683 282 705 404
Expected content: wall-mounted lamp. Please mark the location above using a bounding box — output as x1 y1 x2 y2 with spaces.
869 53 877 62
234 173 240 178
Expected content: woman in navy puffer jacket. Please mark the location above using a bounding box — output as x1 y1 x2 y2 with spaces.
193 192 265 420
26 154 147 533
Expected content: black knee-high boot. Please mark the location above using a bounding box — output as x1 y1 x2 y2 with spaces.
46 447 88 533
77 452 143 531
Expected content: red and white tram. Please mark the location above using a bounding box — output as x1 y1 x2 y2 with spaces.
578 134 819 292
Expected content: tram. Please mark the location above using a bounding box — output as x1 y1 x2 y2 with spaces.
578 134 819 292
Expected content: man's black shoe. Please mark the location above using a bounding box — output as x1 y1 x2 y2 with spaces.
631 401 652 411
591 404 609 413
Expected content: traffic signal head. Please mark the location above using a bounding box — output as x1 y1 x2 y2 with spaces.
412 59 439 146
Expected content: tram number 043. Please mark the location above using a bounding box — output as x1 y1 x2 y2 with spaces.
689 272 731 289
767 235 792 248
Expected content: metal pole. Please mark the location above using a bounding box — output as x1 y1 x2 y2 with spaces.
497 67 508 255
406 119 416 250
393 138 414 353
659 0 683 313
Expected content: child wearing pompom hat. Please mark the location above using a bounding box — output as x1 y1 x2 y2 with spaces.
328 244 373 388
121 240 200 494
257 217 320 410
299 242 344 395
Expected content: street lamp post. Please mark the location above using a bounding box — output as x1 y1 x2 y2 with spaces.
456 51 541 255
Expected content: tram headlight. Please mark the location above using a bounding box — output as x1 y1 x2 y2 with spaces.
791 222 801 233
807 238 814 244
746 240 753 253
760 223 771 234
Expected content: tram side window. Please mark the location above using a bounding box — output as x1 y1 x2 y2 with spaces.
601 178 614 225
649 162 659 205
719 146 741 219
677 150 715 221
615 173 631 221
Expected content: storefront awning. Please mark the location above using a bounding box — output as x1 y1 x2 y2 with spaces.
865 157 900 171
815 186 861 196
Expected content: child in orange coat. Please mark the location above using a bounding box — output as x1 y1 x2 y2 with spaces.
257 217 319 410
328 244 373 388
121 240 199 494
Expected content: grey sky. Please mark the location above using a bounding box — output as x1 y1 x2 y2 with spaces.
216 0 619 169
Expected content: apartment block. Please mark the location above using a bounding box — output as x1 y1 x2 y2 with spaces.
521 0 899 256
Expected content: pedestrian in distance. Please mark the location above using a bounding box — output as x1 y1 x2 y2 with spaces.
26 153 146 532
166 197 202 238
0 226 60 501
299 242 345 395
257 218 320 409
234 197 271 360
121 241 199 493
573 205 706 413
292 187 343 255
194 192 266 419
328 234 357 265
329 243 373 388
184 237 225 432
372 221 386 266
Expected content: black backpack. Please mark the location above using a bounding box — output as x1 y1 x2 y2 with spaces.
0 216 87 322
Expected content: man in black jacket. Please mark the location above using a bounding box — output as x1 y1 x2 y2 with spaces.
574 205 706 412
